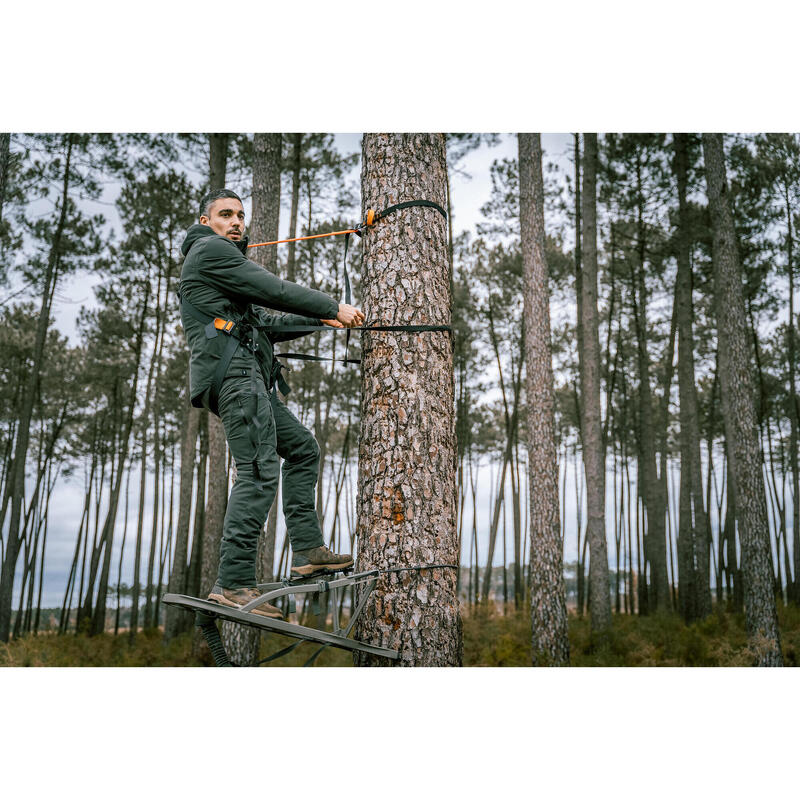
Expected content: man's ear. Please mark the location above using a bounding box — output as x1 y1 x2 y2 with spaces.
199 215 209 226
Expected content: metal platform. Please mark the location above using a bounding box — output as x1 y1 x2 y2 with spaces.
162 568 398 665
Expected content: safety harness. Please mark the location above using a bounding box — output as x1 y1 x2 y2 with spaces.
179 199 451 417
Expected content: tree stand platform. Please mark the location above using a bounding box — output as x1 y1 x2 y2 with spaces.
162 569 398 666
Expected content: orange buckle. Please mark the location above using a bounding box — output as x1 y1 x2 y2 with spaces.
365 208 376 227
214 318 235 333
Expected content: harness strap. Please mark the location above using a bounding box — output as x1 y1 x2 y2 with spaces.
371 199 448 225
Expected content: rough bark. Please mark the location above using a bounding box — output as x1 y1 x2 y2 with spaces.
200 132 230 592
219 132 283 665
702 133 782 665
519 133 570 665
286 133 302 282
354 133 461 666
629 151 670 611
784 180 800 604
163 384 200 641
192 134 231 657
0 132 10 223
579 133 611 632
251 133 282 274
673 133 712 621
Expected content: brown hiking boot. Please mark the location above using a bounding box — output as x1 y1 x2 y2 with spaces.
291 545 354 577
208 585 283 619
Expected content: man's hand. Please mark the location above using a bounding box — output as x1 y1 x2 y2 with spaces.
321 318 343 328
334 303 365 328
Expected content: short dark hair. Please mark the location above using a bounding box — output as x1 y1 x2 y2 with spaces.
200 189 242 219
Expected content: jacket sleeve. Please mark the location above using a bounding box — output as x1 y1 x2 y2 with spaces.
197 236 339 319
253 307 325 343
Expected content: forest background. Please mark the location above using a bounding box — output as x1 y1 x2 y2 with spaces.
4 129 800 650
3 2 798 799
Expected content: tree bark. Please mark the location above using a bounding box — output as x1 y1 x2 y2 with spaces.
190 134 231 657
218 132 283 665
702 133 782 665
629 150 670 611
0 132 10 223
579 133 612 633
673 133 713 621
354 133 461 666
200 137 230 588
784 180 800 604
163 381 200 641
519 132 570 664
286 133 303 282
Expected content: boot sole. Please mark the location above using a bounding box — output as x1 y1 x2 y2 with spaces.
208 592 283 619
290 559 354 577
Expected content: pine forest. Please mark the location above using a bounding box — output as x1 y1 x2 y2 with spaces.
2 131 800 667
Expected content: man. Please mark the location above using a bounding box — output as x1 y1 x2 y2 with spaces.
179 188 364 619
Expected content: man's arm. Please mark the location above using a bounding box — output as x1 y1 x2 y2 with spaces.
253 308 323 343
197 236 339 319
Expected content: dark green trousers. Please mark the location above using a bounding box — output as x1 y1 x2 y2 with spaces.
214 372 325 588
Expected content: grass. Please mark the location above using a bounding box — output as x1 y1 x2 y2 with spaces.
2 604 799 667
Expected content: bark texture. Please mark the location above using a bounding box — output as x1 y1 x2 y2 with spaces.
202 131 230 600
702 133 782 665
251 132 283 584
519 133 570 665
219 132 283 665
354 133 461 667
673 133 712 621
0 132 10 222
578 133 612 633
164 387 200 641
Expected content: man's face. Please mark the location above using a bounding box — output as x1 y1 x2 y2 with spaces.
200 198 246 241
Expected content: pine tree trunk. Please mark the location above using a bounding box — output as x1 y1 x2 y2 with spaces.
519 132 570 665
579 133 611 633
353 133 461 666
0 132 10 222
286 133 302 283
629 165 670 610
199 134 230 594
784 183 800 604
163 381 200 641
674 133 713 621
218 132 283 665
702 133 782 665
187 414 208 597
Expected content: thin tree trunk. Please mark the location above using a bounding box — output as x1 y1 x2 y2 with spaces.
187 413 208 598
286 133 302 282
579 133 611 632
193 132 231 657
163 384 200 641
0 133 10 222
784 182 800 604
674 132 714 620
519 132 570 665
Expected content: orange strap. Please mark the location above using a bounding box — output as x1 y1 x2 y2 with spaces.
247 227 359 249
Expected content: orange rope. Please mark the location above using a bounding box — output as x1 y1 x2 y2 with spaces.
247 228 358 248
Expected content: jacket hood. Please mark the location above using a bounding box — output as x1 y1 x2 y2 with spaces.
181 224 249 256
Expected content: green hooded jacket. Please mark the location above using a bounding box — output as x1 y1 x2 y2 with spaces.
179 224 339 407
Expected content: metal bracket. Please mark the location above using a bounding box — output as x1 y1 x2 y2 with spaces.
162 569 393 665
